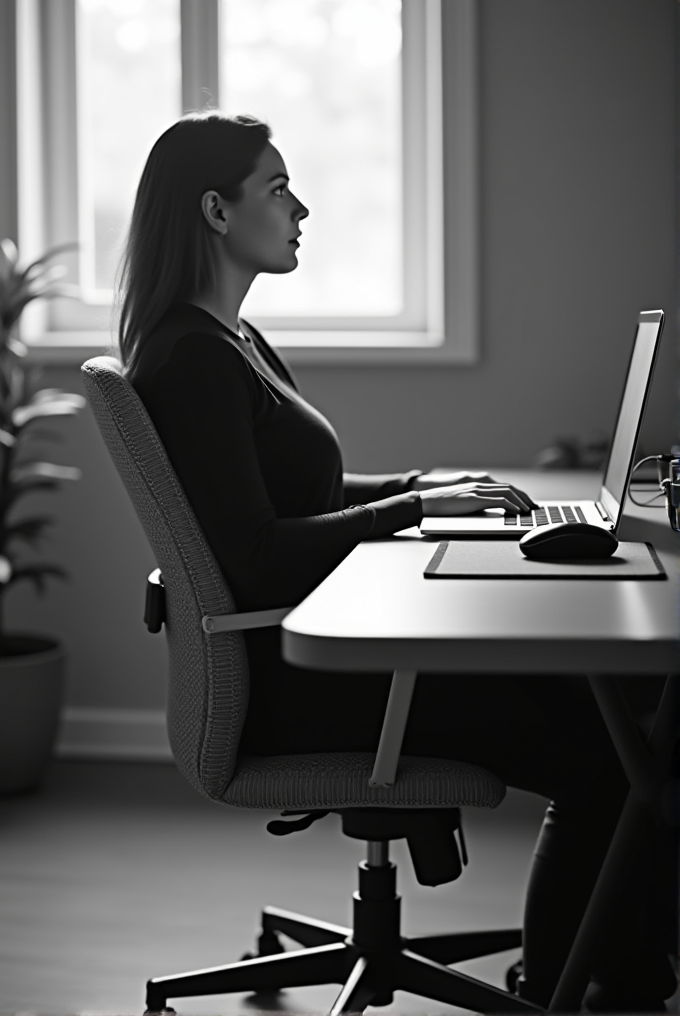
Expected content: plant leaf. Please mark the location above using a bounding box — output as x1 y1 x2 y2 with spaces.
15 242 79 286
12 394 86 428
15 428 63 445
6 336 28 358
9 265 69 302
0 429 16 448
3 563 69 596
0 555 10 583
10 462 82 484
1 516 53 551
8 282 82 320
27 264 68 286
0 239 19 283
31 388 73 403
3 478 60 511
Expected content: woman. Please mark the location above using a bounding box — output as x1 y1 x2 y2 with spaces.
117 111 676 1012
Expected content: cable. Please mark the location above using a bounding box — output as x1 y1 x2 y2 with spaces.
628 454 675 508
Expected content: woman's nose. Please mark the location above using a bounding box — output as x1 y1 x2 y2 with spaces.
296 201 309 221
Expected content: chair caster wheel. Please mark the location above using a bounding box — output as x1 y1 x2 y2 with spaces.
240 928 286 992
240 928 286 962
506 958 523 993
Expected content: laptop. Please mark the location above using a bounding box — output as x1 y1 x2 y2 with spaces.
420 309 665 538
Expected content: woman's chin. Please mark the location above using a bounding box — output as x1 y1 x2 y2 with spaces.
266 253 299 274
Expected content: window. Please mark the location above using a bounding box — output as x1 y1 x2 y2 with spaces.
221 0 403 323
17 0 478 364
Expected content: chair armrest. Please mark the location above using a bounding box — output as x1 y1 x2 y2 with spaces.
144 568 293 634
202 606 294 632
369 670 418 788
205 605 416 788
146 570 414 788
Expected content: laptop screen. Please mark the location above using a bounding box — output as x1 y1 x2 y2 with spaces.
600 311 664 527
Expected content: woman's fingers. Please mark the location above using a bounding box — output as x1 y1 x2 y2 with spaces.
424 476 540 509
513 486 540 509
420 482 539 516
462 484 531 513
469 483 538 512
467 493 527 514
478 495 530 514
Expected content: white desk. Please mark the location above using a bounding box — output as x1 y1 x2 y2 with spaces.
283 470 678 677
282 470 679 1012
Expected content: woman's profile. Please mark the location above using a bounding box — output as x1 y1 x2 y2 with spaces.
114 110 676 1013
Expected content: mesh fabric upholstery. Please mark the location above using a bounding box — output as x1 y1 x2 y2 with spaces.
81 356 506 813
82 356 247 800
224 753 505 809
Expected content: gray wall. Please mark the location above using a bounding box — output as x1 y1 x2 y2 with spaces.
4 0 678 718
0 0 17 243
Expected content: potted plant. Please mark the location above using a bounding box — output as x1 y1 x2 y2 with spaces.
0 238 85 794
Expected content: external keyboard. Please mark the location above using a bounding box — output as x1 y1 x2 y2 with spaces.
504 504 588 528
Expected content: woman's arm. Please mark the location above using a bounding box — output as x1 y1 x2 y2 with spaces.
145 335 423 611
342 470 423 507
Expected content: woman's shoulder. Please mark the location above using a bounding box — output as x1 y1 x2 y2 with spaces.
127 307 259 414
137 304 249 375
152 302 234 348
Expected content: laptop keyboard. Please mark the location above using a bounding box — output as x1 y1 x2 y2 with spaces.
504 505 588 527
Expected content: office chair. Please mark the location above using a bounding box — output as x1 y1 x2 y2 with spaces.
81 356 544 1015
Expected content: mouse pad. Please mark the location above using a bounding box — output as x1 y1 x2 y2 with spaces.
424 540 666 579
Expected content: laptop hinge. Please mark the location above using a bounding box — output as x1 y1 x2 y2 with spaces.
595 501 614 526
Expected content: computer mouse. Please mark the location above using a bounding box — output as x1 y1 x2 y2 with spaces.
519 522 619 560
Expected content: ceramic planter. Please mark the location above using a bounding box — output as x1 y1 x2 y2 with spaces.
0 634 67 795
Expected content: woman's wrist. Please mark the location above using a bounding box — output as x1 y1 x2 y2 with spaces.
412 472 446 493
414 469 471 489
404 469 424 492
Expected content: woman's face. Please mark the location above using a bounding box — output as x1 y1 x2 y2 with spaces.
203 142 309 276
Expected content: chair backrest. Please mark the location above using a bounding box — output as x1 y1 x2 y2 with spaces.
81 356 249 801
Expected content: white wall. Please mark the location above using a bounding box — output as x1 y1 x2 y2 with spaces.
3 0 678 747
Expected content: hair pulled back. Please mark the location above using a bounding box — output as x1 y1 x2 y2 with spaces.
113 110 271 376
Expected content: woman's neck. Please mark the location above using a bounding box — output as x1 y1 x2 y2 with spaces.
187 295 240 336
189 256 256 336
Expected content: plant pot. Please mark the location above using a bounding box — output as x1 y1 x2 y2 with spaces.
0 633 67 795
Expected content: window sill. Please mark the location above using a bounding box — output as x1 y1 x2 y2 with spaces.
24 330 478 366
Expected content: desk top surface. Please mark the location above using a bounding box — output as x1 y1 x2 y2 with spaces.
282 470 680 675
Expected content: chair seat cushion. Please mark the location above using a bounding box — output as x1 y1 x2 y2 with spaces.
222 752 505 809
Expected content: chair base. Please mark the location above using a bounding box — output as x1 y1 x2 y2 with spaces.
146 860 544 1015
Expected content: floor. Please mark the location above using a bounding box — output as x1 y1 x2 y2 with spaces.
0 760 676 1016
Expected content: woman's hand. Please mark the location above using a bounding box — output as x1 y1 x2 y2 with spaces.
410 469 532 489
413 470 514 490
419 481 539 516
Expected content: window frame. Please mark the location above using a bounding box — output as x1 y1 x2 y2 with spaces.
17 0 479 366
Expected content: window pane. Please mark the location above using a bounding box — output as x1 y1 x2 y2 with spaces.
220 0 402 318
77 0 181 292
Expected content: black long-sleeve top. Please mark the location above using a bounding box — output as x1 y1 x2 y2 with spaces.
128 302 424 752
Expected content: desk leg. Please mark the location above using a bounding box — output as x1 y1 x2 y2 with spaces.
547 673 678 1014
369 670 418 788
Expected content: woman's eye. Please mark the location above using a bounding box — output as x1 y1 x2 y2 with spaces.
273 184 287 196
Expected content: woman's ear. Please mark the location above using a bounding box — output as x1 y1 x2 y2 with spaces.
200 190 229 235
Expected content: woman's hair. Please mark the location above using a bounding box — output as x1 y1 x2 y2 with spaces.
111 110 271 376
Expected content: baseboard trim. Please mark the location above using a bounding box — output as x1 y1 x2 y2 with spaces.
57 707 172 761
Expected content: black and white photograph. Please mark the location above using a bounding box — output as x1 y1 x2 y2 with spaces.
0 1 678 1014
